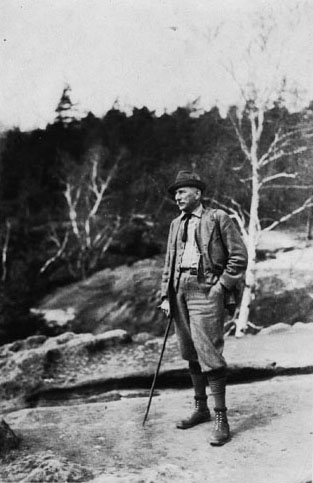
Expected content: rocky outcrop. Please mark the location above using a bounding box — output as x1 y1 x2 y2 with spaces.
0 330 132 412
34 244 313 337
0 419 19 453
252 246 313 327
36 256 165 337
1 322 313 414
2 450 94 482
0 322 312 482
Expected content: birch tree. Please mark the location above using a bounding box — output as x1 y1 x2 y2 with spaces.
41 146 123 279
215 6 313 336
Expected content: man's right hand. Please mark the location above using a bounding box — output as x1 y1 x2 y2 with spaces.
159 298 171 318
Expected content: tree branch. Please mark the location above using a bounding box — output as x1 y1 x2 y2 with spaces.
259 123 313 167
228 112 251 162
263 197 313 232
261 184 313 190
260 172 297 186
89 158 119 218
40 230 69 274
1 220 11 284
260 146 307 167
222 60 248 104
100 216 121 257
64 183 81 240
255 109 264 143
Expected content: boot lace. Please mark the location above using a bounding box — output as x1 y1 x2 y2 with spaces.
214 409 227 429
194 396 207 411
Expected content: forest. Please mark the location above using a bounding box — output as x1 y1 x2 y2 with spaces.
1 86 313 344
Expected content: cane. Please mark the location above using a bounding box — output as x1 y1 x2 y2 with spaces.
142 315 173 426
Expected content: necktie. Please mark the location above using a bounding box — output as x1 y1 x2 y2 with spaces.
182 213 192 243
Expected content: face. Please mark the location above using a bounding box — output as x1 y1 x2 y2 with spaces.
175 186 201 213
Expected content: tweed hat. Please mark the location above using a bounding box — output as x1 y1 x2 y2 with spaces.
168 170 206 195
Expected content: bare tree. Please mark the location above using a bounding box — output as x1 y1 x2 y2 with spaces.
41 146 124 279
216 7 313 336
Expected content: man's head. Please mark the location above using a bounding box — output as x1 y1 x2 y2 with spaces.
168 170 205 212
175 186 201 213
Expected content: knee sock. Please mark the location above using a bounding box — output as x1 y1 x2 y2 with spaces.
189 361 207 400
207 369 227 410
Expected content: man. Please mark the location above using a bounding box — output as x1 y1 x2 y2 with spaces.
160 170 248 446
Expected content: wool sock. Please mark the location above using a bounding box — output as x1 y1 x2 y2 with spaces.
207 371 227 410
189 361 207 399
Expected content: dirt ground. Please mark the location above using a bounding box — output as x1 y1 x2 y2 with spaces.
3 373 312 483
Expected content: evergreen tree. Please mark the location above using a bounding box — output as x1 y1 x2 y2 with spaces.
55 84 81 126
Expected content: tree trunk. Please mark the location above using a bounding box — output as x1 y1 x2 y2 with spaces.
235 237 257 337
307 205 312 240
235 117 261 337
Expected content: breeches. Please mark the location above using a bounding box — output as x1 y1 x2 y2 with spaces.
172 272 227 373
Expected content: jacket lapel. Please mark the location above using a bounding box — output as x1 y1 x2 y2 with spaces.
171 216 183 247
195 208 216 254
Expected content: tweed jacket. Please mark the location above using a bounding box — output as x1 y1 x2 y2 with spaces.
161 207 248 300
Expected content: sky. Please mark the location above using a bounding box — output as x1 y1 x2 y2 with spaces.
1 0 313 130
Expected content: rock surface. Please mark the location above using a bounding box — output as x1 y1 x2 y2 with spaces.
1 323 312 482
1 323 313 413
0 419 19 453
37 257 165 336
1 450 94 482
0 330 131 412
253 246 313 326
2 375 312 483
35 241 313 336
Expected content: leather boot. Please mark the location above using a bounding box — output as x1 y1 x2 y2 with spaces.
210 408 230 446
176 396 211 429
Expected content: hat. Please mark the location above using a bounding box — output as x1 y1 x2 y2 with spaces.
168 170 206 195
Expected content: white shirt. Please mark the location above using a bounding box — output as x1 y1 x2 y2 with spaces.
180 204 202 269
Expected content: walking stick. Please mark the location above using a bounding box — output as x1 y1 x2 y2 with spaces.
142 315 172 426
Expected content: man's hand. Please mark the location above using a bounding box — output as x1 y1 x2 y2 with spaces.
159 298 171 318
